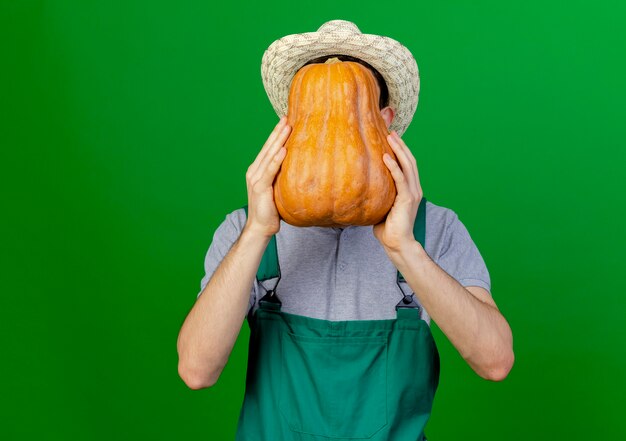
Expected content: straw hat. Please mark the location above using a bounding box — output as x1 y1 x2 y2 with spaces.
261 19 420 137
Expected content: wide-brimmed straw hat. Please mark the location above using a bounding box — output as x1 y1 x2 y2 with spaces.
261 19 420 137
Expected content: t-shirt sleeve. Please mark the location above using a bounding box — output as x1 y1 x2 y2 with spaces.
436 210 492 295
196 208 258 314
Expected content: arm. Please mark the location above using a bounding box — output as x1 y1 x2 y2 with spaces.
374 130 514 381
177 226 271 389
386 242 514 381
177 117 292 389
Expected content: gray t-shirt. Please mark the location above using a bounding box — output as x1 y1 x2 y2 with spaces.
197 200 491 327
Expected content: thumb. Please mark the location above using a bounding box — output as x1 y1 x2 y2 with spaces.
372 222 384 242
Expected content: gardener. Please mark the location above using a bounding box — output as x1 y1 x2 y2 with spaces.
177 19 514 441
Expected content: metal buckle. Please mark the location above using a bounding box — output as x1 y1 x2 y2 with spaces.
259 288 282 306
395 293 420 311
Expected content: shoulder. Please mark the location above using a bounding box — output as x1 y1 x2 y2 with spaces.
424 198 492 291
206 205 248 245
425 199 461 247
425 199 458 229
424 199 474 261
225 205 248 231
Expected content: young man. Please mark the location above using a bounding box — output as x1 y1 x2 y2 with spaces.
178 19 514 441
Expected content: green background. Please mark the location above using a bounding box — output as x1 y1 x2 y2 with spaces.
3 1 625 439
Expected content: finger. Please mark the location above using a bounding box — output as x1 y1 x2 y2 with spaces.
392 131 416 165
249 117 288 175
257 146 288 188
247 117 287 179
392 131 422 196
382 152 411 198
253 122 291 183
392 132 420 183
387 132 418 194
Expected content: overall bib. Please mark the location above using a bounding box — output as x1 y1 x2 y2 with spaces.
236 197 440 441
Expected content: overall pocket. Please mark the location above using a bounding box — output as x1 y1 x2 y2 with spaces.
278 331 388 439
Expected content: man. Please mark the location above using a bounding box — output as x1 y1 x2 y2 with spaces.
178 19 514 440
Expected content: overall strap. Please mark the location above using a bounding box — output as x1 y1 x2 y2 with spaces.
242 206 281 281
242 205 282 310
398 196 427 283
395 196 427 311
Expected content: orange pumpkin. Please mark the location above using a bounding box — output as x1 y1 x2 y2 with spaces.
274 58 397 228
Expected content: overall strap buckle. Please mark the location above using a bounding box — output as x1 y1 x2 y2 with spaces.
259 288 282 308
395 293 420 312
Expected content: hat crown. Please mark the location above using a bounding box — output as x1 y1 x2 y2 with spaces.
261 20 419 137
317 20 362 34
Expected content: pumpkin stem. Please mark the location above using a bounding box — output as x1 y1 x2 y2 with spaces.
324 57 342 64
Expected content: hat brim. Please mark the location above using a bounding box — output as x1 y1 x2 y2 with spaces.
261 29 420 137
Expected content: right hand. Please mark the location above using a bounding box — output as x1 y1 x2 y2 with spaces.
244 116 291 239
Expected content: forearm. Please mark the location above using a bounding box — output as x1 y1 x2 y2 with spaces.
177 227 270 389
385 240 513 380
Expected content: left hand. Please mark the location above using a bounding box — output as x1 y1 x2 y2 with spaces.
373 130 424 253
